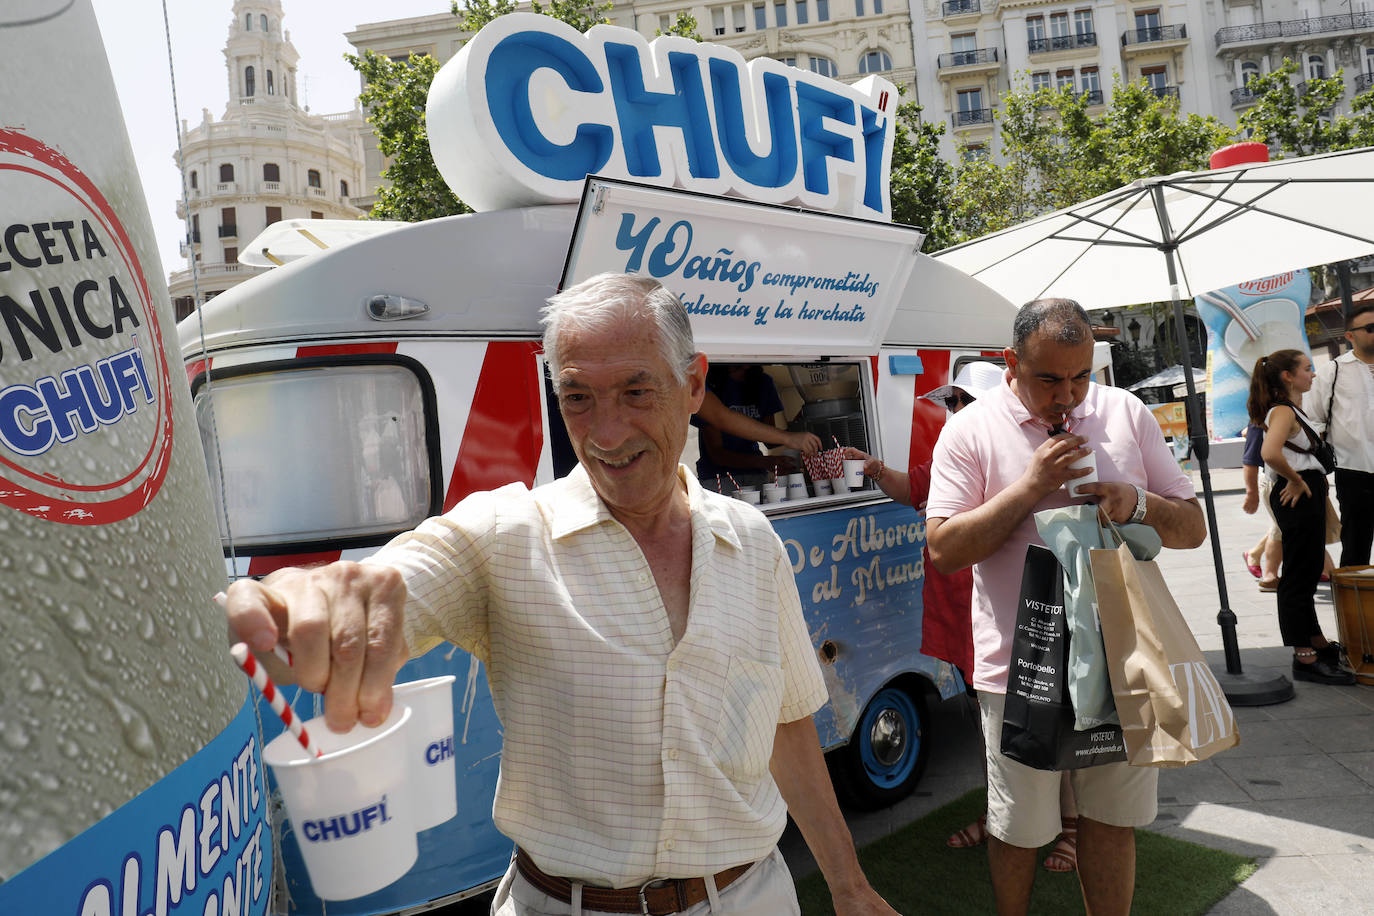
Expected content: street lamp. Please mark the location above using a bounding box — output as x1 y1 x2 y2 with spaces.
1127 317 1142 349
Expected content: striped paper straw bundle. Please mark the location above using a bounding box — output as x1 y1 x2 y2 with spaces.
230 642 322 758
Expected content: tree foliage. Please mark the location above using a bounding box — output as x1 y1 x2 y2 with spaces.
887 100 955 252
940 78 1235 246
454 0 611 35
1238 57 1374 157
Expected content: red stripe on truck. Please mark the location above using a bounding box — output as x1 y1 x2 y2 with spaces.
444 341 545 512
296 343 400 357
247 551 342 577
907 349 950 473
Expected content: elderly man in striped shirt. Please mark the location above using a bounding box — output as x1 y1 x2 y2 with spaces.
223 272 897 916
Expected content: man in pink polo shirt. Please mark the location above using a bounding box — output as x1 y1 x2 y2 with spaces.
926 298 1204 916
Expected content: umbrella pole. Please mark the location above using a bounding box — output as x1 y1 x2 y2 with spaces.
1162 250 1294 705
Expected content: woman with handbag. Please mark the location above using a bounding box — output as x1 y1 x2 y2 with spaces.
1249 349 1355 686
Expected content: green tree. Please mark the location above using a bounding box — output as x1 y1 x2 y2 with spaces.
1238 57 1374 157
454 0 611 34
345 50 469 222
887 100 955 251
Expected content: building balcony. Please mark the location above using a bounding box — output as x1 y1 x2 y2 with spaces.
942 0 980 17
1215 11 1374 51
1121 25 1187 49
1148 85 1181 101
1080 88 1104 105
308 186 327 197
217 224 238 239
187 229 201 244
1357 72 1374 94
1028 33 1098 55
952 107 995 128
261 181 281 192
1231 85 1259 107
215 182 237 194
937 48 1000 75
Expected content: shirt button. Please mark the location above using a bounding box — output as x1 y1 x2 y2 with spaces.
638 572 649 584
663 839 675 851
668 749 679 760
666 658 678 672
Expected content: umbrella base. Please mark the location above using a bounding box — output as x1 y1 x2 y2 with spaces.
1210 667 1295 707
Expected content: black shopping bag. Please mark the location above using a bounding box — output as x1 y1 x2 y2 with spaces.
1000 544 1127 770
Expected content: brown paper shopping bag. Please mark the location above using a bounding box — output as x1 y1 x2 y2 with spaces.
1090 538 1239 767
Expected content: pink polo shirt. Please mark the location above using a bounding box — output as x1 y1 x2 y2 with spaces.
925 371 1194 694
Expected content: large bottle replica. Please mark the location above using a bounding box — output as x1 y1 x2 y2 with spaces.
0 3 267 913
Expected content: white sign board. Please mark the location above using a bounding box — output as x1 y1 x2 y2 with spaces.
561 177 924 356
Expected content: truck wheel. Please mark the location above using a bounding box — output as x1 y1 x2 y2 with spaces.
831 685 930 810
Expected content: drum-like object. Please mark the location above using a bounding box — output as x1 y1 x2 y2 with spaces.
1332 565 1374 686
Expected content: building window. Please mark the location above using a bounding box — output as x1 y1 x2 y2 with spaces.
311 211 324 220
1142 65 1167 90
1027 15 1045 40
224 246 237 264
1081 66 1100 92
1056 69 1074 89
733 5 746 31
859 50 892 73
245 13 251 30
962 144 989 161
1134 8 1161 34
1307 54 1326 79
245 66 255 97
1031 71 1050 91
307 169 322 188
776 56 798 67
219 163 234 183
1241 61 1260 85
263 163 280 182
260 14 268 31
956 87 984 121
754 2 766 28
1074 9 1094 35
817 0 829 20
340 179 349 197
796 0 808 24
872 0 883 12
265 206 282 226
713 7 726 35
220 207 236 237
856 0 864 14
1365 47 1374 76
1050 12 1069 37
774 1 787 27
189 170 198 189
267 70 274 95
191 213 200 236
809 56 837 77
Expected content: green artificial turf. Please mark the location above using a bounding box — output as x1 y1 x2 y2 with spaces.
795 789 1256 915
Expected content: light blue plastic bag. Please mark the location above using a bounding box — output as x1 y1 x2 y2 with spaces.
1034 506 1162 730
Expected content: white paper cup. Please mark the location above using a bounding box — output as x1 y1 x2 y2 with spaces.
734 486 761 504
812 478 833 496
830 475 850 494
762 484 786 503
393 676 458 831
786 473 808 500
263 705 417 900
1067 448 1098 498
842 459 866 489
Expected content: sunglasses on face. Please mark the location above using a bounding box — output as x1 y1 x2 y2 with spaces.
1350 322 1374 335
944 392 974 411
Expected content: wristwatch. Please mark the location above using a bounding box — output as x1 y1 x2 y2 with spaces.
1129 484 1148 524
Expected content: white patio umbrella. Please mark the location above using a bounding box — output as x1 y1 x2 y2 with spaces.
934 146 1374 705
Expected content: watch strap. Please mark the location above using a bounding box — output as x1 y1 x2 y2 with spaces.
1129 484 1148 524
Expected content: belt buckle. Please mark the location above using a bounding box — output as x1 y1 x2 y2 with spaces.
637 877 671 916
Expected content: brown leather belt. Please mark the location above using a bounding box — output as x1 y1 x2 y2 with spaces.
514 847 754 915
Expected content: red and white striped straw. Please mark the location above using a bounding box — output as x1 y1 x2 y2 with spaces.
230 642 322 758
726 472 741 492
832 435 843 450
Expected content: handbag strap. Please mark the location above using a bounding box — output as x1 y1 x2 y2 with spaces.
1276 403 1322 457
1324 360 1339 444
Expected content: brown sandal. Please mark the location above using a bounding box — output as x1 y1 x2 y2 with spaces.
1043 817 1078 872
947 814 988 848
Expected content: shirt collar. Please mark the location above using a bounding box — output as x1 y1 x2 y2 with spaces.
547 464 743 552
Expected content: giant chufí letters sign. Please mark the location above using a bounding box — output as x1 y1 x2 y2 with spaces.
426 13 899 220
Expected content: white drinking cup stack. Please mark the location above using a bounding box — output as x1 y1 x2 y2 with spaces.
393 675 459 831
842 459 866 490
786 472 807 500
734 485 761 504
812 478 834 496
762 482 786 504
262 705 418 900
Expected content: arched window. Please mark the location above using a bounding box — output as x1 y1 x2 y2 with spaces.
809 56 837 78
245 66 255 97
1307 54 1326 79
266 70 274 95
859 50 892 74
219 163 234 183
189 170 198 189
1241 61 1260 85
260 14 268 32
263 163 280 182
307 169 322 188
245 13 251 30
340 179 350 197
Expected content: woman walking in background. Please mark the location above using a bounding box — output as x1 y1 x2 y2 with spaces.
1250 350 1354 686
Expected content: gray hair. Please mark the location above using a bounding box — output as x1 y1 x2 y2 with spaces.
1012 298 1093 353
541 273 697 393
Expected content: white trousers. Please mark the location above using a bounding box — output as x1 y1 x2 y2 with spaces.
489 847 800 916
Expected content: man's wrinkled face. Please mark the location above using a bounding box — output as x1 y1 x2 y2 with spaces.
555 320 705 520
1004 333 1095 427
